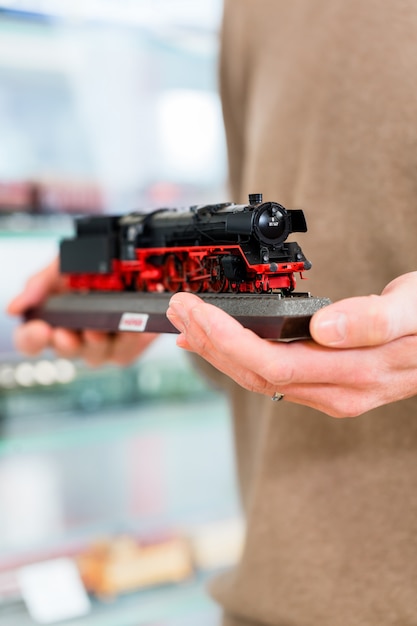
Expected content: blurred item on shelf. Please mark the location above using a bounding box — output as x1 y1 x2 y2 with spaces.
76 534 194 598
17 557 91 624
5 518 244 604
0 358 76 390
189 518 245 572
0 516 243 618
0 179 105 216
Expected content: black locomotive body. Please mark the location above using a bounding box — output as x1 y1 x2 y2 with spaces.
60 193 311 294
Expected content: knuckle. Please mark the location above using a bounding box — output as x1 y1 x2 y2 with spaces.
239 370 269 396
329 395 371 418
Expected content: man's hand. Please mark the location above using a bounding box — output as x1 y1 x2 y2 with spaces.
166 272 417 417
7 258 157 367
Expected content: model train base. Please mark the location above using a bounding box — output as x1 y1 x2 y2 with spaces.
25 292 331 341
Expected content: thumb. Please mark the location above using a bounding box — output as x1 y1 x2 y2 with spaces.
7 257 62 316
310 272 417 348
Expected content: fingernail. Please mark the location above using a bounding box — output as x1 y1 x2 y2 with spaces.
166 300 189 333
315 312 347 345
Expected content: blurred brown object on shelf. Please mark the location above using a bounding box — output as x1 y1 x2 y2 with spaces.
0 181 33 212
76 535 194 598
0 179 105 215
40 179 105 215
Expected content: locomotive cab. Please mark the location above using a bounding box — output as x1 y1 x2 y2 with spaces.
60 215 120 274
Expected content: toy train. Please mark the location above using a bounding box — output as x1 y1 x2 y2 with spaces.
60 193 311 295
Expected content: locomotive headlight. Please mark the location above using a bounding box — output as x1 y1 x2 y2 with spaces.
253 202 291 245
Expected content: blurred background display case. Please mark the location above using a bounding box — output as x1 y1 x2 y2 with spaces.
0 2 244 625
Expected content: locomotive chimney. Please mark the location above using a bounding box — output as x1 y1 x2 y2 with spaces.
248 193 263 205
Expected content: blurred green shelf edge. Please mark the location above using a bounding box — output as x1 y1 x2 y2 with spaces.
4 576 221 626
0 395 230 457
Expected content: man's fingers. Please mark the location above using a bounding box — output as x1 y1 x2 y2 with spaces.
311 273 417 348
310 295 392 347
7 257 63 315
52 328 84 358
108 332 158 366
14 321 53 356
167 292 377 387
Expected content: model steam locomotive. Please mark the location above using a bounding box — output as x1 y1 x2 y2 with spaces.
60 193 311 295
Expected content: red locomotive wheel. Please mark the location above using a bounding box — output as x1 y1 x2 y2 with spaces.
184 257 205 293
205 257 228 293
163 254 184 292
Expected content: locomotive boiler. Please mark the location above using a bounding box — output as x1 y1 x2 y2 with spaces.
60 193 311 295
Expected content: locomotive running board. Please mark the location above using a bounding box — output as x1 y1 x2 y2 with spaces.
25 292 331 342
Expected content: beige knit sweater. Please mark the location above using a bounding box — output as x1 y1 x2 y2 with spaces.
204 1 417 624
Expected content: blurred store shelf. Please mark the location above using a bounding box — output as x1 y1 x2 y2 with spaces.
0 5 234 624
0 389 241 626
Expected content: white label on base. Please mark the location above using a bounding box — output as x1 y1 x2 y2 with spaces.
119 312 149 332
17 558 91 624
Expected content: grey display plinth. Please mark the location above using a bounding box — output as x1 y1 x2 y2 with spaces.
25 292 331 341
